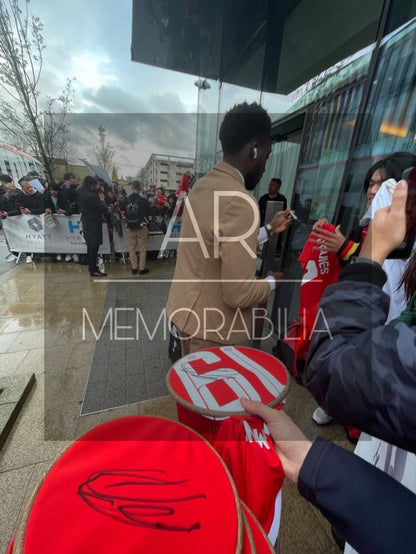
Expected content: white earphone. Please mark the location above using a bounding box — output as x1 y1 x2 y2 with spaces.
253 147 258 159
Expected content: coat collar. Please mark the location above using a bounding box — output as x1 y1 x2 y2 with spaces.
214 161 246 189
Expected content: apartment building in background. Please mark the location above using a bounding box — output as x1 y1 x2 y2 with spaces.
141 153 194 190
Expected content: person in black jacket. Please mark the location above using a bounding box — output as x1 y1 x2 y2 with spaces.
258 178 287 227
241 180 416 554
0 183 20 216
44 182 74 262
44 183 73 215
15 181 45 263
17 181 44 215
77 176 110 277
121 180 151 275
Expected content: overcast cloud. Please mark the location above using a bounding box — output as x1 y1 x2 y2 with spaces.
67 113 196 175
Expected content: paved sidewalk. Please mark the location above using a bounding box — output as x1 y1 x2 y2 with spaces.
0 241 348 553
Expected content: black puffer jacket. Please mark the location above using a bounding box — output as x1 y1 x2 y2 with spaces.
305 261 416 453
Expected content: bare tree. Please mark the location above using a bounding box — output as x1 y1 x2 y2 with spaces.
93 125 115 174
0 0 73 179
43 82 75 177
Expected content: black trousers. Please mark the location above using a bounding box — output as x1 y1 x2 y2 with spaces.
87 241 101 274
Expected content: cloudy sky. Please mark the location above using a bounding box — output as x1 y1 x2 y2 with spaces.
31 0 200 177
11 1 292 178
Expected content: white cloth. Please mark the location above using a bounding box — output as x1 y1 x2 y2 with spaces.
359 177 413 320
258 226 268 245
29 178 45 193
265 275 276 291
359 178 397 226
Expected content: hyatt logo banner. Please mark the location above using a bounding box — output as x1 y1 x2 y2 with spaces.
2 214 111 254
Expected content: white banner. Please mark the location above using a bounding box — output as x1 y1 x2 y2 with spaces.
2 214 111 254
113 218 182 253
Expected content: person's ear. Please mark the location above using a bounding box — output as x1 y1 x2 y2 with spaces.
252 147 258 159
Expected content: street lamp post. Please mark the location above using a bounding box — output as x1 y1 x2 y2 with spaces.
194 78 211 178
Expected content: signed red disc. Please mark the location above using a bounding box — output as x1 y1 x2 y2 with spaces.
167 346 289 418
20 416 243 554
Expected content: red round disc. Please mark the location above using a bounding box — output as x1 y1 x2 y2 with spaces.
23 416 242 554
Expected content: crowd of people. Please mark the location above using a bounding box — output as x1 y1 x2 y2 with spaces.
0 171 179 273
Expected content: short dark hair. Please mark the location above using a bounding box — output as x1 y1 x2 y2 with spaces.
271 178 282 186
63 172 75 181
82 175 98 190
131 180 141 192
219 102 271 156
48 181 60 191
364 152 416 191
0 174 12 184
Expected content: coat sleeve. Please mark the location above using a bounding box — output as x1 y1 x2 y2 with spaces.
28 193 44 214
6 194 21 216
305 263 416 452
86 194 109 215
298 439 416 554
219 193 271 309
44 192 55 213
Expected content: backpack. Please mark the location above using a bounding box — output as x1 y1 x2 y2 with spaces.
110 204 123 237
147 215 167 234
125 198 147 228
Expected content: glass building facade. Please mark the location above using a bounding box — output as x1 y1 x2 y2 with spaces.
192 0 416 327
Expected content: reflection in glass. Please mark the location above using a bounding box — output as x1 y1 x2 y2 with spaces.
340 17 416 235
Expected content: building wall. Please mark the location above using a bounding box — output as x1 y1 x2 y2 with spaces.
52 162 91 184
142 154 194 191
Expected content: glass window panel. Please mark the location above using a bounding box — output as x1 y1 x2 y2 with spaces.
292 82 364 224
340 17 416 233
271 81 364 326
253 135 301 208
195 78 220 177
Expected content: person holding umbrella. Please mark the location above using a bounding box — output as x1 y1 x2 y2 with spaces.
77 175 110 277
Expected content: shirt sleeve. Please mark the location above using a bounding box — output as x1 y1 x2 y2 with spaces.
258 226 268 245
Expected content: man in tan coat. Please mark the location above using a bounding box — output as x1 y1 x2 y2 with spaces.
167 102 292 354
